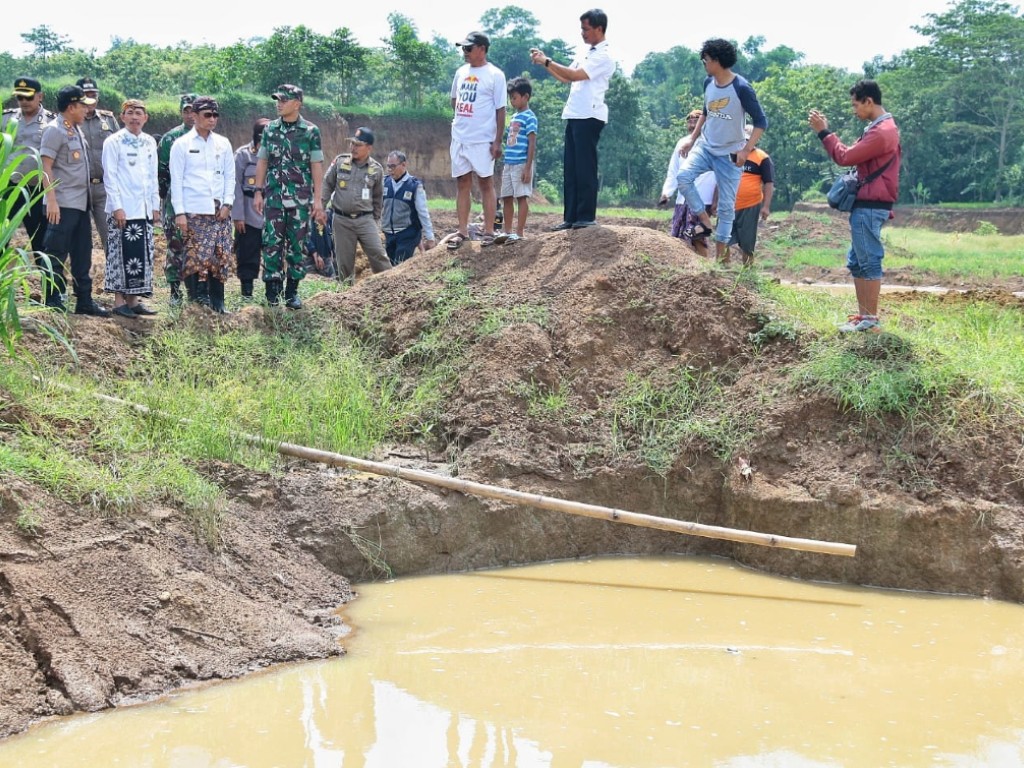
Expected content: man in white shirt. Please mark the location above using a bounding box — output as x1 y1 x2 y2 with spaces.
170 96 236 313
530 9 614 230
101 98 160 318
448 31 506 249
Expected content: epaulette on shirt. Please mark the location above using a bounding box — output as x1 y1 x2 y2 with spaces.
95 109 116 117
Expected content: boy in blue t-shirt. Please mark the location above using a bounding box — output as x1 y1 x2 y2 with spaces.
495 77 537 244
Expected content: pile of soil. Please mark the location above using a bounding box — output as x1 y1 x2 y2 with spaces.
1 213 1022 738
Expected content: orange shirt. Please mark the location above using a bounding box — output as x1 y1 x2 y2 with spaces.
734 148 774 211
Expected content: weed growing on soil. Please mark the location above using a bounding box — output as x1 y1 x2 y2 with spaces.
0 372 226 545
478 303 550 335
611 367 752 475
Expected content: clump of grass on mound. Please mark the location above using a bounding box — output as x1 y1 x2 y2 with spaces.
611 367 754 477
760 282 1024 431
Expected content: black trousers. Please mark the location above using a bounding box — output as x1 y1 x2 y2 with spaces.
563 118 605 225
14 193 48 254
234 224 263 281
41 207 94 301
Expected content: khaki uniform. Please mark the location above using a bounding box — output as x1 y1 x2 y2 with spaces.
322 153 390 281
81 109 121 253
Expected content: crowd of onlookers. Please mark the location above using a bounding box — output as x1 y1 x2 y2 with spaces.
3 9 900 333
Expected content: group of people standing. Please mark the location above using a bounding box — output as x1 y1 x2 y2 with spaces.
4 13 901 332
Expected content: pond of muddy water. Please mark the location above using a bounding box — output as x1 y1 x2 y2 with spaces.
1 556 1022 767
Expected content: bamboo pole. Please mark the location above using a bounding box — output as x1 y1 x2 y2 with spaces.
56 383 858 558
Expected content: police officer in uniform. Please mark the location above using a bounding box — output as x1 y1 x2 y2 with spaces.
39 85 111 316
321 127 392 283
76 78 121 258
1 77 56 255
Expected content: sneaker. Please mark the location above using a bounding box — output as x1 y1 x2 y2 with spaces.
838 315 881 333
74 301 112 318
550 221 573 232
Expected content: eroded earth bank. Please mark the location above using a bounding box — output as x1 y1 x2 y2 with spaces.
2 221 1022 738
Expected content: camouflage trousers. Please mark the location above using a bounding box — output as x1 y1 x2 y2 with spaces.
161 196 185 283
262 204 309 282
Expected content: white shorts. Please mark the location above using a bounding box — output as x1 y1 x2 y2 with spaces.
451 141 495 179
500 163 533 199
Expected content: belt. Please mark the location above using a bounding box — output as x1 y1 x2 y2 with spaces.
333 208 372 219
90 178 103 184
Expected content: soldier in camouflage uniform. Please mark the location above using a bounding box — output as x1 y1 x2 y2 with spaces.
253 84 324 309
76 78 120 258
157 94 197 305
1 77 56 256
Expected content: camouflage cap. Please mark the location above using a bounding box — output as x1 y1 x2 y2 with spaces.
179 93 197 111
271 84 303 101
13 77 42 97
76 77 99 93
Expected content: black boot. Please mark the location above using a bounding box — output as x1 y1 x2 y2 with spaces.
265 278 282 306
196 279 212 308
184 274 199 303
168 281 182 307
284 277 302 310
209 279 228 314
240 279 254 299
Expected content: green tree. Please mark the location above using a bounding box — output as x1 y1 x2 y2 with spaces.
20 25 71 60
321 28 368 105
598 73 662 202
903 0 1024 201
631 46 707 128
99 39 178 98
383 14 444 109
756 64 856 209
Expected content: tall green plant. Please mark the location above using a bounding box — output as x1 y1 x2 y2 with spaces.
0 124 65 357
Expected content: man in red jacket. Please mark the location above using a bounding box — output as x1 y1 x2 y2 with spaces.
809 80 901 333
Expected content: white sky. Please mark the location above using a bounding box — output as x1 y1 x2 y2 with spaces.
2 0 952 76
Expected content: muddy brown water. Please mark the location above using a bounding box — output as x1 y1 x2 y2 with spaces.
1 556 1022 767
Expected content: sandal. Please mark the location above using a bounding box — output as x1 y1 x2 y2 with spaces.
684 221 713 241
480 233 497 247
503 233 521 244
491 232 510 245
446 232 466 251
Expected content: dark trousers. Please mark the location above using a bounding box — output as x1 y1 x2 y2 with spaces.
385 226 421 266
234 224 263 281
16 195 48 255
563 118 605 225
41 207 93 301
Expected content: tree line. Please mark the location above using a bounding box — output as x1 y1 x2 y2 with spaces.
5 0 1022 209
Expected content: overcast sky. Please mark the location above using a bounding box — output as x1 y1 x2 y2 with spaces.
3 0 953 76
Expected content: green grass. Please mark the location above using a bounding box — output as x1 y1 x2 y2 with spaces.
610 367 754 476
882 228 1024 280
759 281 1024 427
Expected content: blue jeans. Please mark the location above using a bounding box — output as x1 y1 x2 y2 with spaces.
846 207 888 280
677 142 742 244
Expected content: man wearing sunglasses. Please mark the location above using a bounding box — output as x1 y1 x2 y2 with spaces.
169 96 236 313
448 31 506 249
2 77 56 257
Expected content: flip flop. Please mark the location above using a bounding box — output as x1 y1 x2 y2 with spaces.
446 232 466 251
492 233 510 245
480 233 497 247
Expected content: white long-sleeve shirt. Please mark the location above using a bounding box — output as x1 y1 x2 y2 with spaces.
102 128 159 219
661 137 716 205
169 128 235 216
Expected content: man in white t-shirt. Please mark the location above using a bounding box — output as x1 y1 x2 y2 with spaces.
448 31 506 249
530 9 614 230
